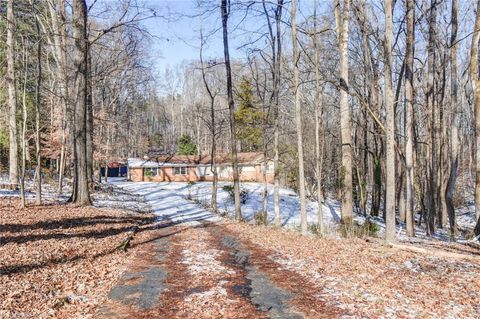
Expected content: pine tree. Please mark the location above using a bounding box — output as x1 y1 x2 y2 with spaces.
177 134 197 155
234 78 264 151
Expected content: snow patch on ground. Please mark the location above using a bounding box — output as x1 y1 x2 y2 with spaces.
106 178 480 243
108 178 338 229
182 248 235 276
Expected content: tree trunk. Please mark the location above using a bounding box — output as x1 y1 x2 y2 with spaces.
335 0 353 226
404 0 415 237
20 41 28 209
445 0 458 236
7 0 18 185
273 0 283 227
55 0 68 195
314 0 324 234
470 0 480 236
426 0 438 235
72 0 91 206
384 0 396 243
291 0 307 234
221 0 242 220
35 17 43 205
199 27 218 213
86 41 94 184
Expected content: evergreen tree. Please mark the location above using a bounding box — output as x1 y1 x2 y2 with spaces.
177 134 197 155
234 78 264 151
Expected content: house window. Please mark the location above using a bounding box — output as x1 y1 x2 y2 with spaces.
196 166 213 176
144 167 159 177
174 167 188 175
266 164 274 173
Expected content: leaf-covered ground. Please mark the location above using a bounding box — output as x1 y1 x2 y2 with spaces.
0 197 158 319
224 222 480 318
3 188 480 318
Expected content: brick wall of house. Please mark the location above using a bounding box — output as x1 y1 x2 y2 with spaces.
129 163 274 183
160 166 198 182
129 168 144 182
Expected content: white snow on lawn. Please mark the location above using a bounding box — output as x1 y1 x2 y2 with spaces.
108 178 339 228
107 178 479 242
108 178 221 225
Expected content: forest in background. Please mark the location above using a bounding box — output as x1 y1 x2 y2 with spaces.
1 0 480 242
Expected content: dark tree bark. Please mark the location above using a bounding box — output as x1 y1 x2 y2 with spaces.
221 0 242 220
445 0 458 236
72 0 91 206
291 0 308 234
86 41 94 184
199 27 218 213
426 0 437 235
471 0 480 236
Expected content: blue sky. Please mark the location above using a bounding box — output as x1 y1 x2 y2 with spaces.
141 0 243 74
91 0 324 75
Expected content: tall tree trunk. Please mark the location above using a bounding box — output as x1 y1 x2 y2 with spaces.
384 0 396 243
35 17 43 205
335 0 353 226
262 143 268 225
426 0 437 235
405 0 415 237
470 0 480 236
221 0 242 220
273 0 283 227
199 27 218 213
72 0 91 206
445 0 458 236
86 41 94 184
291 0 307 234
54 0 68 195
314 0 324 234
20 42 28 209
7 0 18 185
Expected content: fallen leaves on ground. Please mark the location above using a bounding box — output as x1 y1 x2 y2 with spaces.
224 221 480 319
0 197 158 319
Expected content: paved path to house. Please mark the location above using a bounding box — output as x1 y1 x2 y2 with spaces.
97 180 340 318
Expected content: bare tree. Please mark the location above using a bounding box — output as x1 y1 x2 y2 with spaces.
384 0 395 243
404 0 415 237
334 0 353 226
445 0 458 236
471 0 480 236
221 0 242 220
313 0 324 234
19 37 28 208
291 0 307 234
6 0 18 185
71 0 91 205
199 26 219 213
261 0 283 227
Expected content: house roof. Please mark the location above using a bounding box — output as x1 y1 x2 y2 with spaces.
127 158 162 168
128 152 268 168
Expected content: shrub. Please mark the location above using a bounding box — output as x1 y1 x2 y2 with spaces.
222 185 234 193
337 219 380 238
144 170 154 177
308 223 322 236
363 219 380 236
222 184 249 204
254 211 267 225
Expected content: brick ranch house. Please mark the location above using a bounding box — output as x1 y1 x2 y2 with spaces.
128 152 274 183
